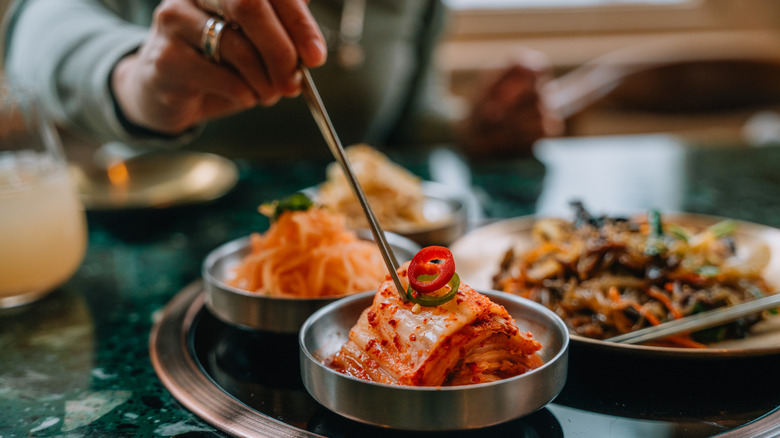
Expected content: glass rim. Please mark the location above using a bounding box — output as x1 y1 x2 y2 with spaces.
0 79 66 162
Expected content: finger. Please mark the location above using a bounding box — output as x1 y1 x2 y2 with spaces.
270 0 327 67
218 25 282 106
158 1 281 104
177 50 259 107
223 0 323 95
151 39 257 108
223 0 299 95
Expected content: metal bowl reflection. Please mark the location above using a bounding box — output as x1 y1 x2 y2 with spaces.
299 290 569 431
202 231 420 333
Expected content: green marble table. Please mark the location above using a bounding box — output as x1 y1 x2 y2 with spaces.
3 135 780 437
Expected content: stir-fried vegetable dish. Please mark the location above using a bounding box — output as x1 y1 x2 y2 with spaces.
493 202 774 347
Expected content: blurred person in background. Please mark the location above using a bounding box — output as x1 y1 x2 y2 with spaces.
1 0 561 162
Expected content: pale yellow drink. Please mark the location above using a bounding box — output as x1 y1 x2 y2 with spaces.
0 153 87 305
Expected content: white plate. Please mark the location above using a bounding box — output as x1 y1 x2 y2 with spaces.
451 213 780 357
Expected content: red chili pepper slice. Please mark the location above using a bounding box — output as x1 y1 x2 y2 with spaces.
408 246 456 294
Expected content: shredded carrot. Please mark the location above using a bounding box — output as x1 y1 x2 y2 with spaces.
654 335 708 349
228 207 387 297
647 287 684 320
632 303 662 326
608 286 621 303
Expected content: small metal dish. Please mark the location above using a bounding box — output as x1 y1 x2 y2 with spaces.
202 230 420 333
406 181 468 246
299 290 569 431
304 181 468 246
70 150 238 211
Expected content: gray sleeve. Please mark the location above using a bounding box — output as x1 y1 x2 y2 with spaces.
2 0 194 145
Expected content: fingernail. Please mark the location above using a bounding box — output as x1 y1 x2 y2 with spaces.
309 39 327 65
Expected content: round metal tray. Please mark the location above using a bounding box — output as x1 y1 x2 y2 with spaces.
150 282 780 437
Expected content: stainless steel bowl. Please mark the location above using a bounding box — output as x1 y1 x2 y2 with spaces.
299 290 569 431
405 181 468 246
202 230 421 333
304 181 468 247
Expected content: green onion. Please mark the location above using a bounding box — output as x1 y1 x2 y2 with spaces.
644 210 666 256
261 192 314 221
406 273 461 307
667 224 691 242
648 210 663 237
708 220 737 238
692 325 727 344
696 265 720 277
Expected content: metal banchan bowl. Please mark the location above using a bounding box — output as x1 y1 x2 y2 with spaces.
202 230 420 333
305 181 468 247
299 290 569 431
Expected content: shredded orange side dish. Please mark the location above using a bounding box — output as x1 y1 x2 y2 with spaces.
228 207 387 297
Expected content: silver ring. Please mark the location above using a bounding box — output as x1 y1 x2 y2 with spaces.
201 16 226 63
197 0 224 17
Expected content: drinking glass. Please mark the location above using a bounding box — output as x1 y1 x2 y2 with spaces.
0 81 87 308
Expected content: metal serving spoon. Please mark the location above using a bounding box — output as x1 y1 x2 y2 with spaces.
299 66 406 295
606 293 780 345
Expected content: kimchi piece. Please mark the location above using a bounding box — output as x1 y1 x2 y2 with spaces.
329 263 543 386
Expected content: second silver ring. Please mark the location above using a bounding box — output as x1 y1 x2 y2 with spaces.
201 16 226 63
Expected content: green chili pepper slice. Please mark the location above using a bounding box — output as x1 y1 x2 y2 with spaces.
406 273 460 307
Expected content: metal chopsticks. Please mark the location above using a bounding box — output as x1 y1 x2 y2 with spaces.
299 66 406 295
606 293 780 345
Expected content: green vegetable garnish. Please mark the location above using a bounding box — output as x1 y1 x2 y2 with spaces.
692 325 727 344
405 273 461 307
645 210 666 256
668 224 691 242
259 192 314 221
708 220 737 238
696 265 720 277
648 209 663 237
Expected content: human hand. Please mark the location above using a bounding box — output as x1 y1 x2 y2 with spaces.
457 49 562 159
111 0 327 135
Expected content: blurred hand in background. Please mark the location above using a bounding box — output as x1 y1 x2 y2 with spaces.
457 49 563 159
